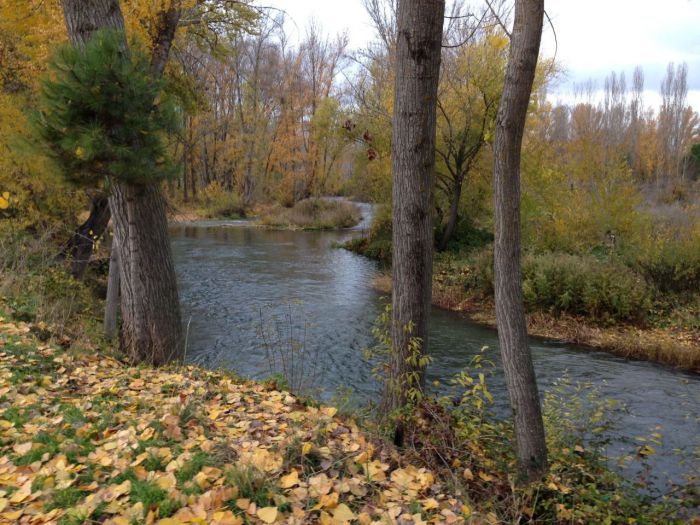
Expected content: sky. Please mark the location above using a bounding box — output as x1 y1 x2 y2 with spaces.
262 0 700 109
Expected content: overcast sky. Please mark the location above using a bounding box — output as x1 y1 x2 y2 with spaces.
262 0 700 109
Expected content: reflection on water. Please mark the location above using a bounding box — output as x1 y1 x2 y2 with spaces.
170 221 699 490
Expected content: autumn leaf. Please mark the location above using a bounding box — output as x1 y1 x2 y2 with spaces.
257 506 278 523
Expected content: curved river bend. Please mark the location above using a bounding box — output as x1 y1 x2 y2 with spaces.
170 219 699 491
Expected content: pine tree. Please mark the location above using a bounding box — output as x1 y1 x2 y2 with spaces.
35 29 179 187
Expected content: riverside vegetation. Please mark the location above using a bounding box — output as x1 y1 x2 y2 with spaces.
0 228 697 523
346 203 700 371
0 303 696 524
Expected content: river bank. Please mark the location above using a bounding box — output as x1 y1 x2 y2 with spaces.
1 310 693 524
371 273 700 372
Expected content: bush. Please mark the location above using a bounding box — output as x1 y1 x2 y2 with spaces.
436 218 494 254
522 254 651 324
341 204 392 263
200 182 245 218
259 198 360 230
0 228 101 335
468 249 652 324
629 236 700 294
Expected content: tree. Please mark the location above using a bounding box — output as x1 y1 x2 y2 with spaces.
492 0 547 482
435 22 506 250
384 0 445 439
59 0 183 365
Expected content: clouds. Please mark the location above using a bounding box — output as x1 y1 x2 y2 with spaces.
263 0 700 108
541 0 700 106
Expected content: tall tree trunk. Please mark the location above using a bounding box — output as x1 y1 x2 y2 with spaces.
109 183 182 364
61 0 183 365
438 177 462 251
492 0 547 483
384 0 445 436
64 194 111 279
104 241 120 340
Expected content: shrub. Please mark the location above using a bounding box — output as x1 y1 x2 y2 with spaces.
467 249 652 324
522 253 652 324
259 198 360 230
200 182 245 218
436 217 494 254
629 235 700 294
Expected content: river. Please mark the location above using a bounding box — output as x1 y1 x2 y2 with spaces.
169 213 699 493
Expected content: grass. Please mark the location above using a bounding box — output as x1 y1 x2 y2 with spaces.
258 198 361 230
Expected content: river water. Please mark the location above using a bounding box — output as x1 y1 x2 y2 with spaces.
170 213 699 492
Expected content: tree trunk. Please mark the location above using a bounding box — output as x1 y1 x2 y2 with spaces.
109 182 182 364
492 0 547 483
104 241 120 340
64 194 111 279
61 0 183 365
438 177 462 251
384 0 445 432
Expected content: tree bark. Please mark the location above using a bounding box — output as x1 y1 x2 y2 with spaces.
384 0 445 430
61 0 183 365
492 0 547 482
64 194 111 279
104 241 120 340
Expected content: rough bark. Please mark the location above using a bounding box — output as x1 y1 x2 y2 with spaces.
104 242 120 340
61 0 183 365
492 0 547 482
109 183 182 364
384 0 445 427
64 195 111 279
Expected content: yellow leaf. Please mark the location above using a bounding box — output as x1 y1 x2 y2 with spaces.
155 519 184 525
156 473 177 490
13 442 32 455
9 482 31 504
301 442 313 456
257 506 278 523
279 470 300 489
478 471 494 482
331 503 355 523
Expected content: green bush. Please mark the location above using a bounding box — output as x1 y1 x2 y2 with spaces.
437 218 494 254
467 249 652 324
629 237 700 294
522 254 651 324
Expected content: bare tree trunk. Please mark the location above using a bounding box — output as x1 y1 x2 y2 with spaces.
104 242 120 340
110 182 182 364
61 0 183 365
493 0 547 483
384 0 445 437
438 178 462 251
64 194 111 279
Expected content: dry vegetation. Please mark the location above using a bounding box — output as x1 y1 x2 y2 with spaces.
258 199 361 230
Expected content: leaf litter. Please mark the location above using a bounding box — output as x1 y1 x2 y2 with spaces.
0 316 471 524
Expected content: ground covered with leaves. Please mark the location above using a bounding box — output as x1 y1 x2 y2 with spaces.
0 315 472 525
